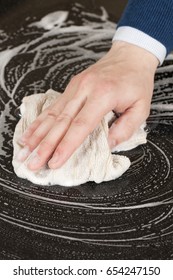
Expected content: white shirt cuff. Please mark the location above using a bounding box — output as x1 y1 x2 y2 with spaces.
112 26 167 65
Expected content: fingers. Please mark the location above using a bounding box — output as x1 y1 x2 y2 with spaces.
23 110 60 150
19 111 47 145
48 100 107 169
19 72 96 170
17 96 67 163
20 73 90 151
27 97 85 170
20 97 66 145
16 42 155 174
108 101 149 148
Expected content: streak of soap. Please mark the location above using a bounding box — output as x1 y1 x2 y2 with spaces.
0 46 25 94
0 3 173 259
29 11 69 30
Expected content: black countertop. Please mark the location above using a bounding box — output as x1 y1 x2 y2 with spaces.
0 0 173 260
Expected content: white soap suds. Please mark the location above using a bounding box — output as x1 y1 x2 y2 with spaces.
29 11 69 30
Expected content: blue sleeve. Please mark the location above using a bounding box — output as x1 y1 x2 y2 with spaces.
117 0 173 54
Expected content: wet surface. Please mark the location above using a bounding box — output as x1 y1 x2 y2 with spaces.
0 0 173 259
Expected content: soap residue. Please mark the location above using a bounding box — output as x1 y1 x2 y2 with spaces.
0 3 173 258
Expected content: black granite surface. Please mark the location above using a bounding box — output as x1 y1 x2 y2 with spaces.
0 0 173 260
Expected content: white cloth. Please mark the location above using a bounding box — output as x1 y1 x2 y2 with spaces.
12 89 147 187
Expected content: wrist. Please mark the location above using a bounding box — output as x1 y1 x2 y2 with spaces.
112 27 167 65
110 41 159 73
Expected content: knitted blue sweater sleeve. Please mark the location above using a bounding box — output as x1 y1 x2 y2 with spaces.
117 0 173 54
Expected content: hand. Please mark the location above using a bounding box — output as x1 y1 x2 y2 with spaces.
18 41 158 170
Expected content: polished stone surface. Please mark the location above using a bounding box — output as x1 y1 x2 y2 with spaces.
0 0 173 259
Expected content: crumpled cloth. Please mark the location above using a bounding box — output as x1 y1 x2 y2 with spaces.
12 89 147 186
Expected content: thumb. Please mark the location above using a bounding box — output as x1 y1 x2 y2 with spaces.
108 103 149 149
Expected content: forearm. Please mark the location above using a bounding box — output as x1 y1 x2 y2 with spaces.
113 0 173 64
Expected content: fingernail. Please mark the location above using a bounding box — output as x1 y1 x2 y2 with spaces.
18 137 26 145
17 146 30 161
18 138 26 146
28 154 41 168
18 136 28 146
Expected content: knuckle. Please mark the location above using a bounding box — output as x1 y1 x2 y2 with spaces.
56 112 72 123
28 139 41 151
47 109 57 119
79 72 96 87
67 74 81 90
72 117 88 127
29 120 40 133
70 75 78 84
27 141 37 151
37 141 53 156
32 131 43 143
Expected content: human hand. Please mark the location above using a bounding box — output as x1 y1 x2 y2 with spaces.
18 41 158 170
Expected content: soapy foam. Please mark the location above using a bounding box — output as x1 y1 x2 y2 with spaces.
0 4 173 256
